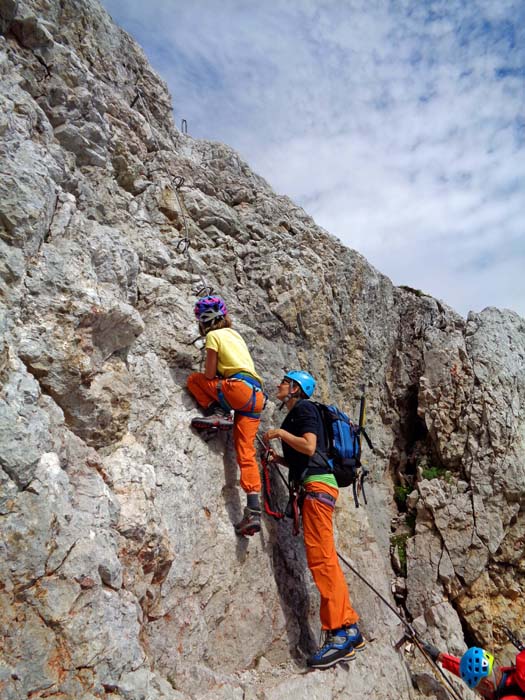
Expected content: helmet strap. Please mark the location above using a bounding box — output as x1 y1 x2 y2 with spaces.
281 382 300 411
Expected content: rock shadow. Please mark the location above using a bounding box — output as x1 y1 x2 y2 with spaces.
262 475 318 659
220 433 247 559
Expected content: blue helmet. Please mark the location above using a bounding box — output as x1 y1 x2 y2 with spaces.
459 647 494 689
284 370 316 398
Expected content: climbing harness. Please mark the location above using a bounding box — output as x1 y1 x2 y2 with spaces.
313 443 369 508
130 87 212 297
304 491 336 508
256 435 301 536
216 374 267 419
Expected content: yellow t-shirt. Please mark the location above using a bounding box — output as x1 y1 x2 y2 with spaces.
205 328 262 383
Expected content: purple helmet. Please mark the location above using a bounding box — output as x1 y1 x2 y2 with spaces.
194 295 228 324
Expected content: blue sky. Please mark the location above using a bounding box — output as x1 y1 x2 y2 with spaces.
101 0 525 318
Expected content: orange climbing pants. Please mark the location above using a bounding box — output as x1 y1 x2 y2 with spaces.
187 373 264 493
302 482 359 631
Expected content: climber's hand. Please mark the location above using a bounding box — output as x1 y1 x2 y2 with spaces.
421 641 440 661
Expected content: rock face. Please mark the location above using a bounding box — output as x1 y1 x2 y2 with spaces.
0 1 524 699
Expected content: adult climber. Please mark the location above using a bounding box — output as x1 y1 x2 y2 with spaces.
263 369 365 669
423 643 525 699
187 295 265 537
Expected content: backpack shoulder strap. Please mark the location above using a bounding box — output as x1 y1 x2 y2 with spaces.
300 402 332 474
311 401 331 444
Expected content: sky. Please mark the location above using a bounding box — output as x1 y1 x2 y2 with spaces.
101 0 525 318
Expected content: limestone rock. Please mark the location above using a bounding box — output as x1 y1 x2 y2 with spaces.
0 1 524 698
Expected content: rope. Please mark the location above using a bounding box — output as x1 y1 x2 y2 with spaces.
256 435 300 535
132 87 212 297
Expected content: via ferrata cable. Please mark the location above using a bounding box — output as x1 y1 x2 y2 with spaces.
132 87 212 297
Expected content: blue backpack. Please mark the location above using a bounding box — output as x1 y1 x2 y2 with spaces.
312 402 373 506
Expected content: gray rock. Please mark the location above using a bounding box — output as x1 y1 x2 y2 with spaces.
0 238 25 286
0 0 523 698
117 668 185 700
0 357 63 487
0 0 19 35
11 15 54 49
62 587 145 679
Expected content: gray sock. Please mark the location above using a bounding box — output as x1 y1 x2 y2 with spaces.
247 494 260 511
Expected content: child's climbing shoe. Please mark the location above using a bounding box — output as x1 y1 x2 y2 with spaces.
191 413 233 432
234 507 261 536
306 626 363 669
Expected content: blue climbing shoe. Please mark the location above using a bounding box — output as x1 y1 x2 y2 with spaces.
343 623 366 652
306 625 358 668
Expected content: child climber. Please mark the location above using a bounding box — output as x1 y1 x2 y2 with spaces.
423 642 525 699
263 369 365 669
187 295 265 536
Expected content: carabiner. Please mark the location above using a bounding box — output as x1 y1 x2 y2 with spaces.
176 238 190 253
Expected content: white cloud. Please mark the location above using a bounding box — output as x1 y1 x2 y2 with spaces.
101 0 525 317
